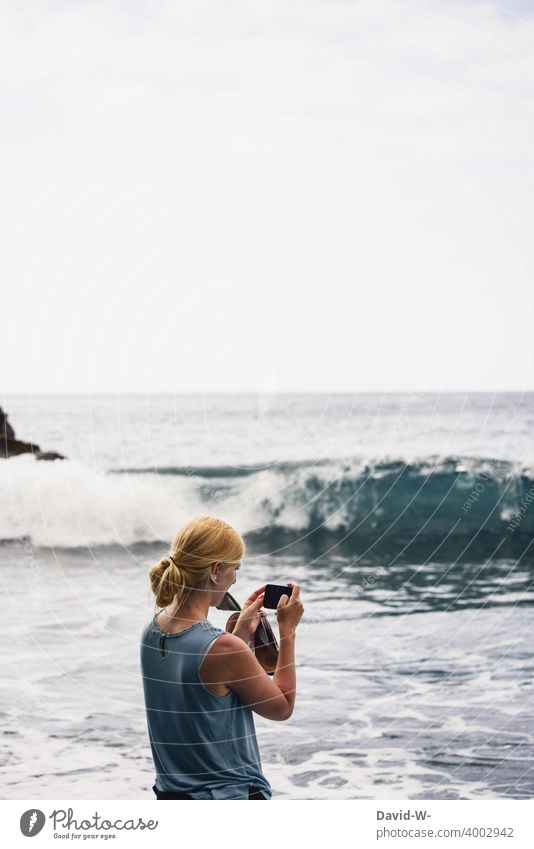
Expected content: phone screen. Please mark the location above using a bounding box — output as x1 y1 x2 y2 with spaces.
263 584 293 609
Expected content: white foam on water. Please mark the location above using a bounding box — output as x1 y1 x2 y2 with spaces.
0 456 204 547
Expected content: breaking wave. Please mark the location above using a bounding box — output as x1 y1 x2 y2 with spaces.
2 454 534 557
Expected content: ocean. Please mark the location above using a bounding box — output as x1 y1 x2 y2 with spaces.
1 392 533 799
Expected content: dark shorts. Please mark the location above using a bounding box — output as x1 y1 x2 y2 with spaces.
153 783 268 800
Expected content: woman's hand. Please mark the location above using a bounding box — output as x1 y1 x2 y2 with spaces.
232 585 266 643
275 582 304 636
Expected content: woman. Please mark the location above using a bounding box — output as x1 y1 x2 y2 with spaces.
140 515 304 800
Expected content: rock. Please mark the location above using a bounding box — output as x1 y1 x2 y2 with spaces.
35 450 65 461
0 406 65 461
0 407 15 440
1 437 41 457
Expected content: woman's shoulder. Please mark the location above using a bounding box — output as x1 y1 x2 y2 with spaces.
207 630 242 649
203 631 255 669
200 631 251 683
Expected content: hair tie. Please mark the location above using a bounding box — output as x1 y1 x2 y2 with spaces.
168 555 178 568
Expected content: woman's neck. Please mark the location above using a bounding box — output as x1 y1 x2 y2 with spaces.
164 591 210 624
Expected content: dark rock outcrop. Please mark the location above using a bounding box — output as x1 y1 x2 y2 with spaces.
0 406 65 461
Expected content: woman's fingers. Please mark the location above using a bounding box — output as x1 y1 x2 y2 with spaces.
243 586 266 606
245 583 301 608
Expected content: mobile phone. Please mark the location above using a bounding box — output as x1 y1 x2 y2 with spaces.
263 584 293 609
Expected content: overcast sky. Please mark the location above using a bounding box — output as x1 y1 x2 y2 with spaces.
1 0 534 394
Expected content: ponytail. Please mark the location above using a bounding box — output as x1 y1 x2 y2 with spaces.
148 515 245 611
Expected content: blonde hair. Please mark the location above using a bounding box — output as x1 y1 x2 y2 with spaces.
149 515 245 609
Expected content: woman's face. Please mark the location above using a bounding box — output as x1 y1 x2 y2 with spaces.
214 561 241 598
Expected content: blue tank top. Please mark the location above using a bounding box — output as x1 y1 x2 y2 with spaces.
140 616 273 800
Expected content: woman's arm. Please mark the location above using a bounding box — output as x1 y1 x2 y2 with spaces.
204 583 304 721
272 630 296 716
204 633 295 721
